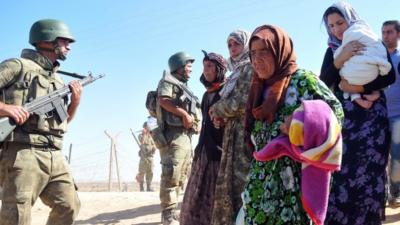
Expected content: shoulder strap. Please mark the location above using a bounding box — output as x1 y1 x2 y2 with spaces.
13 59 29 89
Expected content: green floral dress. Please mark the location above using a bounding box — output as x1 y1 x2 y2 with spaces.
244 69 343 225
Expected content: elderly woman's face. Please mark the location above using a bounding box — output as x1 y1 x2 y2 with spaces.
250 38 275 80
203 60 217 82
228 39 243 58
327 12 349 40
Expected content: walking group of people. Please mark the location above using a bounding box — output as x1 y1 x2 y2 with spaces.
0 1 399 225
151 1 400 225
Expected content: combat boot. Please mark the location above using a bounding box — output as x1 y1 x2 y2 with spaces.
147 183 154 192
162 210 179 225
139 182 145 192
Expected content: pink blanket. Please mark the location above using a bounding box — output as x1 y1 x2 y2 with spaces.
254 100 342 225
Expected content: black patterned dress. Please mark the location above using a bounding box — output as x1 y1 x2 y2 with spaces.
321 47 394 225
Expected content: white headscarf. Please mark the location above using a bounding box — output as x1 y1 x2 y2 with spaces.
220 29 251 98
323 1 360 52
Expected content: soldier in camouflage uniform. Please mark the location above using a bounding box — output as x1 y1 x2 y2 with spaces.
157 52 197 225
0 19 82 225
135 122 157 192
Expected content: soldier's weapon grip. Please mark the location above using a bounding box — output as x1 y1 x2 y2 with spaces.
0 73 105 142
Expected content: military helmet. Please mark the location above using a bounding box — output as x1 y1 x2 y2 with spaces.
29 19 75 46
168 52 195 73
143 122 147 128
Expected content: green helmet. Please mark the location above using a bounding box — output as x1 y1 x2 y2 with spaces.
29 19 75 46
168 52 195 73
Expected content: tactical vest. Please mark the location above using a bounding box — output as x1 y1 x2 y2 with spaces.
1 58 67 149
158 79 201 134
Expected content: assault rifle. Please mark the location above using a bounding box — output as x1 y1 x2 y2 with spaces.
0 73 105 142
162 70 201 114
130 128 141 148
162 70 202 133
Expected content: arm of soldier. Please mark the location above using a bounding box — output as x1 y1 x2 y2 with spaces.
0 102 29 125
158 96 193 129
67 80 83 123
157 80 193 129
0 59 30 125
210 65 253 119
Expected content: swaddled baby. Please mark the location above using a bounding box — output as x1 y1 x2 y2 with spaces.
334 20 392 108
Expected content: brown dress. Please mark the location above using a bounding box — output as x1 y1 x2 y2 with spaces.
180 90 224 225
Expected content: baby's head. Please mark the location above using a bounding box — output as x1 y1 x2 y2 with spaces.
279 105 304 147
280 100 341 150
279 115 293 135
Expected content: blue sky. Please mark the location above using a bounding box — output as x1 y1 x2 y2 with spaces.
0 0 397 183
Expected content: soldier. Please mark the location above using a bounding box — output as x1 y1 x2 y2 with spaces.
157 52 197 225
135 122 157 192
0 19 82 225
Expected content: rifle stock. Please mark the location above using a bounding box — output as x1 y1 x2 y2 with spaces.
0 73 105 142
130 128 141 148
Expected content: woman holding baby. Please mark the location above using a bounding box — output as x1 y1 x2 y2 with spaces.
320 2 395 224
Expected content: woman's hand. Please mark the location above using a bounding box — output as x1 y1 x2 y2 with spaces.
212 117 225 129
334 40 365 69
339 77 364 94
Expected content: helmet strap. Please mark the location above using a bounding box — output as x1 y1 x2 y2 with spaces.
54 42 67 61
35 41 66 61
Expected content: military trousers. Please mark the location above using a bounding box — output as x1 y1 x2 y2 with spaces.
159 127 191 213
0 142 80 225
136 156 154 185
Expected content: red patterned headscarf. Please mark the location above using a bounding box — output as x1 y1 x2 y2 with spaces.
200 50 227 92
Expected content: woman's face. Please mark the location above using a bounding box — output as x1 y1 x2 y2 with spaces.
228 39 244 58
203 60 217 83
250 38 275 80
327 12 349 40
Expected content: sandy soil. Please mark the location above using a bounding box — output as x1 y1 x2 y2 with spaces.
31 191 175 225
26 191 399 225
0 182 398 225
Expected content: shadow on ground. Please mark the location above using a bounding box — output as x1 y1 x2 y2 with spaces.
75 203 160 225
384 210 400 224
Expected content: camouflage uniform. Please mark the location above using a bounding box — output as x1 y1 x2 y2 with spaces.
0 49 80 225
210 63 253 225
157 75 193 223
136 131 157 191
179 149 193 191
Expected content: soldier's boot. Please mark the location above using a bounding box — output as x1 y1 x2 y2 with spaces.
161 209 179 225
136 175 145 192
146 183 154 192
139 182 145 192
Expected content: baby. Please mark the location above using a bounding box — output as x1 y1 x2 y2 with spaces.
334 20 392 108
254 100 342 225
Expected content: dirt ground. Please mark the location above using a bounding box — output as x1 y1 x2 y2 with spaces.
0 182 398 225
27 191 399 225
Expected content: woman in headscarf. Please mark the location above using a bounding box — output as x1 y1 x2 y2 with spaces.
209 29 253 225
320 2 395 224
179 51 227 225
243 25 343 225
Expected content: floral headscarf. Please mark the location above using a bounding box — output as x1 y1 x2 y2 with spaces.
200 50 227 92
227 29 251 71
219 29 251 98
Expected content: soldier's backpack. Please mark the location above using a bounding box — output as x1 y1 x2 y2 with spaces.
145 89 168 149
145 90 157 117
